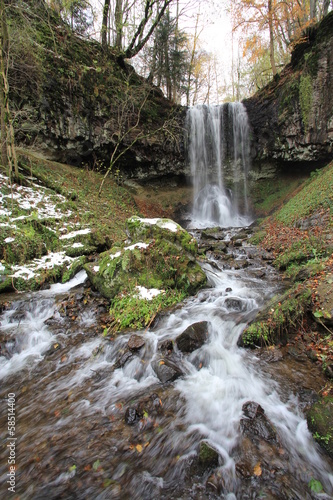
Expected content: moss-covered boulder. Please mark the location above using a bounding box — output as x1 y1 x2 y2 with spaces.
307 397 333 458
238 284 312 348
84 217 207 331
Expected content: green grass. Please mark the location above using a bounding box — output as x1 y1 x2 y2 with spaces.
276 164 333 225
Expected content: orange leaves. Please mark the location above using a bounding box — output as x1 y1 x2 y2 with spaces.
253 462 262 476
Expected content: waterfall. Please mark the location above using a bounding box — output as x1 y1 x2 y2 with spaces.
186 103 251 228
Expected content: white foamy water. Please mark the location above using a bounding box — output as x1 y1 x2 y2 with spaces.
0 271 87 379
186 103 253 228
1 253 332 497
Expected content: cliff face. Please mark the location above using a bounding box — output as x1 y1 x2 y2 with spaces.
9 1 185 180
8 3 333 183
244 13 333 166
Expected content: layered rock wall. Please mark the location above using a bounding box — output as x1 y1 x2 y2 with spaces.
244 13 333 167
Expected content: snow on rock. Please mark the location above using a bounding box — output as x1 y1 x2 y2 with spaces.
10 252 73 280
60 228 91 240
132 217 179 233
134 286 163 300
0 172 72 219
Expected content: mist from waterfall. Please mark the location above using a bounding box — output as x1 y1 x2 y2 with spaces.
186 103 252 228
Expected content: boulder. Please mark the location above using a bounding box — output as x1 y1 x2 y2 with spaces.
151 358 183 383
128 334 145 351
84 217 206 301
198 441 219 469
175 321 209 353
240 401 278 444
307 397 333 458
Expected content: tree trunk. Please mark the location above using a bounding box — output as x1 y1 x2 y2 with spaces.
102 0 111 48
115 0 123 50
0 0 18 178
268 0 277 77
310 0 317 19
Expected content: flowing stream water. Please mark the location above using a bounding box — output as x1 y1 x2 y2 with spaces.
1 242 333 499
1 104 333 498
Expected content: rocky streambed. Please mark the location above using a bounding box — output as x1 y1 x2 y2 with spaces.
0 226 332 499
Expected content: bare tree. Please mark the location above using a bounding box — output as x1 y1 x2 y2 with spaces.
0 0 18 179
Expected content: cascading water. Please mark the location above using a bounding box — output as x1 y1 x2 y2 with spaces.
186 103 251 228
1 237 333 499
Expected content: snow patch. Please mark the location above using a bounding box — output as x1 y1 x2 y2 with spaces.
131 217 179 233
60 228 91 240
134 286 163 300
93 266 100 272
4 237 15 243
72 242 84 248
10 252 73 280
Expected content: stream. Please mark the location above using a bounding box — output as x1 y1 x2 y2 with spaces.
1 227 333 499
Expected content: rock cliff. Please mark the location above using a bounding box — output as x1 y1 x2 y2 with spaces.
244 12 333 167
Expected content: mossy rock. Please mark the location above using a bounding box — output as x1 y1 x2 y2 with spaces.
126 216 198 255
238 285 312 348
61 256 87 283
198 441 219 469
84 217 206 331
85 217 206 301
307 397 333 458
0 276 14 294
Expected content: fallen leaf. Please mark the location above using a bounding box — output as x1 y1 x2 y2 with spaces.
136 444 143 453
253 463 262 476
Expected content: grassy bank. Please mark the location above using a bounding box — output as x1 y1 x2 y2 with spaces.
244 161 333 378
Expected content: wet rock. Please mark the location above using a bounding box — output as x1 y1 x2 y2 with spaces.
125 407 141 425
258 346 283 363
151 358 183 383
206 471 225 494
125 392 163 425
201 228 224 240
175 321 209 353
235 459 253 478
225 287 232 293
114 350 134 369
240 401 278 444
248 269 266 279
307 397 333 458
225 298 243 311
198 441 219 469
127 334 145 351
233 259 249 269
261 251 274 261
136 393 163 416
158 339 174 353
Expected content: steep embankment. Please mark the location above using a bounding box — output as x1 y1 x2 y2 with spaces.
7 0 184 179
242 162 333 375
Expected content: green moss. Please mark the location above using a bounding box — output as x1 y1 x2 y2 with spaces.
299 74 313 130
0 219 59 265
198 442 219 468
62 256 87 283
274 236 326 270
109 289 186 332
241 285 312 348
307 397 333 458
